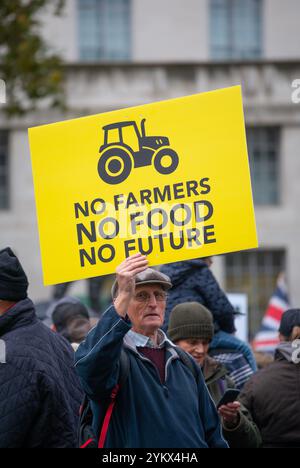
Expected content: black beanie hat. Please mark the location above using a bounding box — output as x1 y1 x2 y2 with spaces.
279 309 300 337
168 302 214 343
0 247 29 301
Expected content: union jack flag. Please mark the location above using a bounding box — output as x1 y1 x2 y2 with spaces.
252 273 290 353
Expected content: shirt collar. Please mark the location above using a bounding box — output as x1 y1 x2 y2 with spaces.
126 329 172 349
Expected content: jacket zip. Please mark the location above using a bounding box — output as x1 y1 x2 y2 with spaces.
165 348 181 382
124 344 180 389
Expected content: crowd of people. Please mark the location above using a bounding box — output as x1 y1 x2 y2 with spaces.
0 246 300 448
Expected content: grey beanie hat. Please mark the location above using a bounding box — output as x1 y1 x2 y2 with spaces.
168 302 214 343
111 267 172 298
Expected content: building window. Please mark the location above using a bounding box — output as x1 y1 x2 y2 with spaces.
78 0 131 61
210 0 262 59
246 127 280 205
0 131 9 210
225 249 286 336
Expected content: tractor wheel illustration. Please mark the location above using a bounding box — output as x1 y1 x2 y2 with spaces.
98 147 133 185
154 148 179 175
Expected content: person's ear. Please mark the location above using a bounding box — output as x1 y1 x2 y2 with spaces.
278 333 287 342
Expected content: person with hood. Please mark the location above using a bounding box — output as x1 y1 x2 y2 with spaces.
168 302 261 448
161 258 257 387
0 247 83 448
239 308 300 448
75 253 228 448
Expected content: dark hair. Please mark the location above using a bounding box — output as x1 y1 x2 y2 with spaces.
279 309 300 341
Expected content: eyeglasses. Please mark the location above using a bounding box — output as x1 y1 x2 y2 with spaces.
134 291 168 303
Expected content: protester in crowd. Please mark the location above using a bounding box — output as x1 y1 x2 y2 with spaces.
239 308 300 448
168 302 262 448
161 257 257 388
0 247 83 448
75 253 228 448
161 257 235 332
46 296 92 350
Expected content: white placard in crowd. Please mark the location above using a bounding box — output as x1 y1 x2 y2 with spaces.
227 293 248 343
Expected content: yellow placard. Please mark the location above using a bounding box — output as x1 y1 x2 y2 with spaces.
28 86 258 285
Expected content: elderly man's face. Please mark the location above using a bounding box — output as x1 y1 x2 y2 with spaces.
127 284 167 336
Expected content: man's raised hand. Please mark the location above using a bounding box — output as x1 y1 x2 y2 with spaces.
114 254 148 317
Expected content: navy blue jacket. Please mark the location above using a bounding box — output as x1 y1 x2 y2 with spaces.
0 299 83 448
160 259 235 333
75 306 228 448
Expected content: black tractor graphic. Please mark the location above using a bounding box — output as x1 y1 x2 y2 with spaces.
97 119 179 184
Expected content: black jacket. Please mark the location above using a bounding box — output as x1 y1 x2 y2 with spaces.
0 298 83 448
203 357 262 448
239 342 300 448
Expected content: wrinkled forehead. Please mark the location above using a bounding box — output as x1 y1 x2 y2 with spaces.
134 283 165 294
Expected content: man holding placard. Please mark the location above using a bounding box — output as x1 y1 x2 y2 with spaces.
75 253 228 448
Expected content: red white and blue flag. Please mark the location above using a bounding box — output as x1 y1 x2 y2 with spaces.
252 273 290 353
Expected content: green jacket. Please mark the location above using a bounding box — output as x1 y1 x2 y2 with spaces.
203 356 262 448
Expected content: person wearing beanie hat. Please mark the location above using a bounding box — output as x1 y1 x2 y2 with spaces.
0 247 28 302
0 247 83 448
168 301 262 448
75 253 228 448
168 302 214 357
239 308 300 448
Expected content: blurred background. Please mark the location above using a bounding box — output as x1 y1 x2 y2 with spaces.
0 0 300 337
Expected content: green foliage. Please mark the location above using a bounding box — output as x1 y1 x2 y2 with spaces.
0 0 65 116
